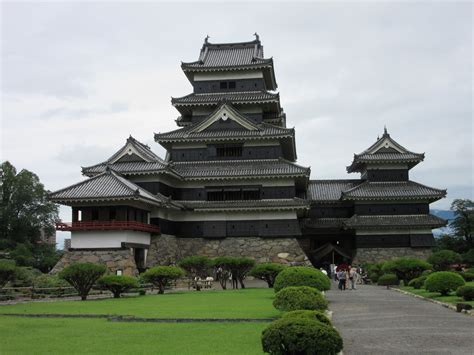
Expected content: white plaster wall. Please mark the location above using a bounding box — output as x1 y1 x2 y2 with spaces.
71 230 151 249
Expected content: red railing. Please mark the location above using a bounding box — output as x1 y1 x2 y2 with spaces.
56 221 160 233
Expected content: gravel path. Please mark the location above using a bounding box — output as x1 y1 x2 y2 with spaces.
326 283 474 355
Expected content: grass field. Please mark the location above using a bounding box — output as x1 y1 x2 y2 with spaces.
0 288 276 354
399 281 474 307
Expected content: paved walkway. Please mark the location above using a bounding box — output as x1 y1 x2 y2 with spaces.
326 283 474 355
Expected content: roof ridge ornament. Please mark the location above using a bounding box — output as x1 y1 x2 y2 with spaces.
204 35 209 44
383 125 389 137
254 32 260 42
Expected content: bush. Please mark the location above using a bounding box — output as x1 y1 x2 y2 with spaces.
382 257 431 283
366 262 384 280
377 273 399 288
261 318 343 355
273 286 328 312
408 276 427 289
427 250 462 271
250 263 286 288
421 270 432 276
456 286 474 301
424 271 465 296
97 275 139 298
273 267 330 293
368 272 380 283
59 263 106 300
457 272 474 282
11 267 41 287
0 260 16 289
141 266 184 294
178 256 212 291
34 274 69 288
281 310 331 326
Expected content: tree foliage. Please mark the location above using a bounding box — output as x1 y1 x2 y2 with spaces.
377 273 399 289
228 257 255 289
97 275 139 298
450 199 473 248
212 256 234 290
0 161 60 272
141 266 184 294
59 263 106 300
250 263 286 288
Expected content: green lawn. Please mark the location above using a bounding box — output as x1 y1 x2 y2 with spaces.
0 317 266 354
0 288 277 354
399 281 474 307
0 288 279 319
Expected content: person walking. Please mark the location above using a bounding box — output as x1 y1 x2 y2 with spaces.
349 266 357 290
337 269 346 291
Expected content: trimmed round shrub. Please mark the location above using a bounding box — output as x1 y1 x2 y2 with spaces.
59 263 106 300
427 250 462 271
457 271 474 282
273 267 330 293
424 271 465 296
421 270 433 276
382 257 431 283
0 260 16 289
377 273 399 288
261 318 343 355
273 286 328 312
368 272 380 283
456 286 474 301
408 276 427 289
250 263 286 288
141 266 184 294
281 310 331 326
97 275 139 298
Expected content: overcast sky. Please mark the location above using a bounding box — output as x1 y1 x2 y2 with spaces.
1 2 472 248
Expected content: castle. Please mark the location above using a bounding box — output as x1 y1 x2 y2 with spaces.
50 36 446 275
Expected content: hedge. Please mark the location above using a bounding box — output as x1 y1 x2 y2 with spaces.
456 286 474 301
281 310 331 326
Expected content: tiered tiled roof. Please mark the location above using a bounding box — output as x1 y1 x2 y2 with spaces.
341 181 446 201
344 214 447 229
171 158 310 180
171 91 279 106
347 129 424 173
180 198 309 212
307 180 361 202
82 136 168 177
49 169 175 207
181 36 277 90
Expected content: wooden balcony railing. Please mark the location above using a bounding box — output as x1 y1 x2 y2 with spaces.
56 221 160 233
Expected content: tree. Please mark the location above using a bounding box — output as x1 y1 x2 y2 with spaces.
381 257 431 283
59 263 106 300
141 266 184 294
212 256 233 290
1 161 59 246
450 199 473 248
427 250 462 271
250 263 286 288
228 257 255 289
178 256 212 291
97 275 139 298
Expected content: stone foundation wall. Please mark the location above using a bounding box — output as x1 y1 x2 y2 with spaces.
146 234 310 266
352 247 432 265
51 249 139 276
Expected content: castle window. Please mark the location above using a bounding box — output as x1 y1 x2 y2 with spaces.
220 82 228 89
109 207 116 220
216 145 242 157
228 81 236 89
92 208 99 221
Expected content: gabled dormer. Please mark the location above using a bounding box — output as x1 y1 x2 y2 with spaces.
347 128 425 181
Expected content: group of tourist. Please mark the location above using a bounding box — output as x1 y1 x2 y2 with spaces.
321 264 366 291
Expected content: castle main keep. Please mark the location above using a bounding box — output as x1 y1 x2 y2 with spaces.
50 36 447 275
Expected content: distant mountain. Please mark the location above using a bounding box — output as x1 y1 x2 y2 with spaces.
431 209 455 236
431 209 455 221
